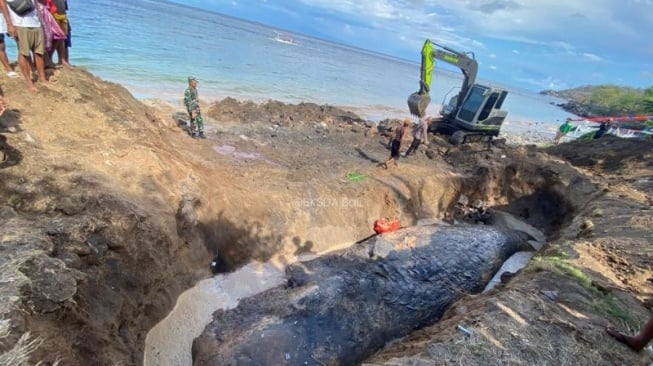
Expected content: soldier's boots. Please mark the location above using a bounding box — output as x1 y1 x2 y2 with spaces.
198 132 206 139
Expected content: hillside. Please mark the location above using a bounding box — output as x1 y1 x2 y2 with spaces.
0 68 652 366
542 85 653 117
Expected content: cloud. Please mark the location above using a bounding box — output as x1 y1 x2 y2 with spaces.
515 76 568 90
583 53 603 62
189 0 653 89
471 0 521 14
490 65 497 70
568 12 587 19
291 0 649 61
551 41 574 51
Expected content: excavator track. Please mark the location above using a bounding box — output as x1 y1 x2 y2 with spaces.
449 130 466 145
449 131 494 145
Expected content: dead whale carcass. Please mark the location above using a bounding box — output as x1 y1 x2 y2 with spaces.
192 224 535 366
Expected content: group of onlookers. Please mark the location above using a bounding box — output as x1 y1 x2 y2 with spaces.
0 0 71 93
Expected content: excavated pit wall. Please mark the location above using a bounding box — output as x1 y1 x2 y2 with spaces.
1 148 590 366
143 159 588 365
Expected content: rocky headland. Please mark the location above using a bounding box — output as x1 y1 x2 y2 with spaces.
542 85 653 118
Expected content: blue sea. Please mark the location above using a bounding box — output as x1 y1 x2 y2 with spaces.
11 0 576 128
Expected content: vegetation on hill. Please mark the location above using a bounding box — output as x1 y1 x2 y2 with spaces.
541 85 653 117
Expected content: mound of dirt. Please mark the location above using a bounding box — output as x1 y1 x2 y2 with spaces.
206 98 368 127
0 68 652 366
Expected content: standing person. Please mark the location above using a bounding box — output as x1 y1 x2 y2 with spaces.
63 0 70 64
36 0 65 68
50 0 69 67
1 0 47 93
405 117 429 156
0 0 17 78
383 119 411 169
594 122 609 139
0 33 18 79
553 118 574 144
184 77 205 139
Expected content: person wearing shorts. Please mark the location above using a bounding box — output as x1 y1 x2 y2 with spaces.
0 0 46 92
383 119 411 169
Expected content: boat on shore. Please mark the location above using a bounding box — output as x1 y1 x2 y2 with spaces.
563 115 653 141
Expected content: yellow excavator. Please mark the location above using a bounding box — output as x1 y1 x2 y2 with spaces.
407 39 509 145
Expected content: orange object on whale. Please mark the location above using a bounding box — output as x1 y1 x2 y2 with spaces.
373 219 401 234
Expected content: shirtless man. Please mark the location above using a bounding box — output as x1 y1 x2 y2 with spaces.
383 119 411 169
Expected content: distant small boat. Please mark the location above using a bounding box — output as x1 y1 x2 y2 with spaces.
274 33 297 46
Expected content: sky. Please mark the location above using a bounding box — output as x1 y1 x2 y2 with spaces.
168 0 653 92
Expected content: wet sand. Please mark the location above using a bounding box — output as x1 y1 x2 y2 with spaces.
143 261 286 366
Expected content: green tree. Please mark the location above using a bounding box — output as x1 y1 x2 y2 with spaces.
645 86 653 98
644 98 653 114
644 86 653 113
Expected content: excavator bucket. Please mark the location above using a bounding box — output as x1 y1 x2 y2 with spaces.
407 91 430 118
407 39 434 118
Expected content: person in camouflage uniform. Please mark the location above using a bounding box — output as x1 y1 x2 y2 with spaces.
184 77 205 139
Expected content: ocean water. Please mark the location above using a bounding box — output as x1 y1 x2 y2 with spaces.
12 0 576 127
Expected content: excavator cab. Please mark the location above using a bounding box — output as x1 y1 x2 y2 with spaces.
407 39 509 145
451 85 508 129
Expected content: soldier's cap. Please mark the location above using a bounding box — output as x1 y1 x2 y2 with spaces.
188 77 197 82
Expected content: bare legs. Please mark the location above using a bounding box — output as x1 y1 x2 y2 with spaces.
18 52 47 93
47 40 70 68
0 41 15 76
54 39 70 67
34 53 46 84
382 157 396 169
18 53 36 93
607 316 653 352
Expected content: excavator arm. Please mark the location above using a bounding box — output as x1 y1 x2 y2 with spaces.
408 39 478 118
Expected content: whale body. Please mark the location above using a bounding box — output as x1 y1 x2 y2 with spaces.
192 224 534 366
